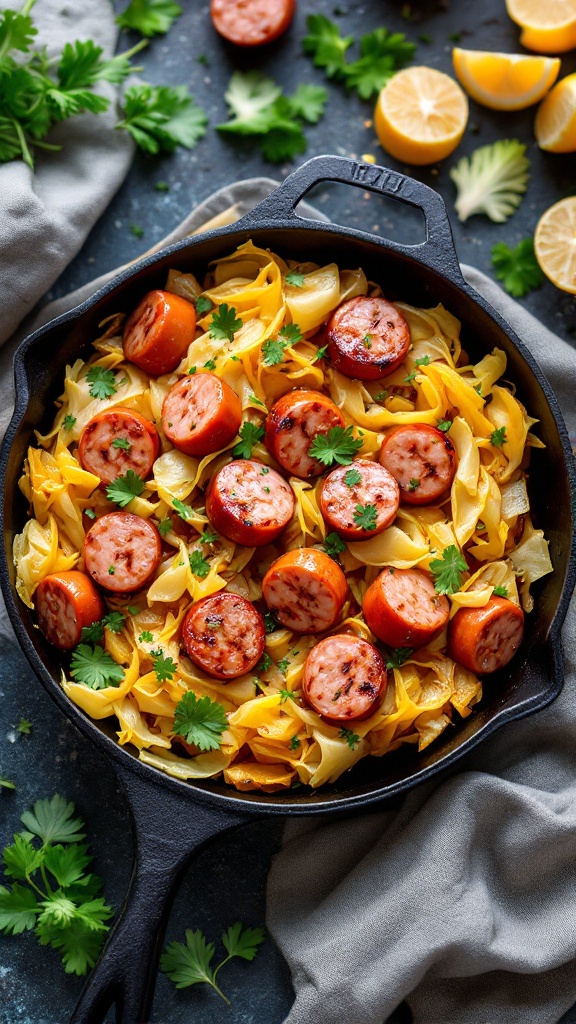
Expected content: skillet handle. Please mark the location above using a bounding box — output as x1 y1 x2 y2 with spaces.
236 153 464 281
70 764 253 1024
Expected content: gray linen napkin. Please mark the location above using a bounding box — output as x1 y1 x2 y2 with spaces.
0 0 134 347
2 176 576 1024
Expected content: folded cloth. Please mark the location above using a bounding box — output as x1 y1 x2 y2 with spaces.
2 176 576 1024
266 270 576 1024
0 0 134 348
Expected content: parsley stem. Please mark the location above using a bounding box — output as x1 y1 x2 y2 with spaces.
25 872 47 900
208 978 232 1005
40 862 53 897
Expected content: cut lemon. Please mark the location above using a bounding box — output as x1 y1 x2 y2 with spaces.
452 49 560 110
374 66 468 166
505 0 576 53
534 197 576 293
535 72 576 151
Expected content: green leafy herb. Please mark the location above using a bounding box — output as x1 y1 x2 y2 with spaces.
155 180 170 191
263 610 278 634
308 425 363 467
70 645 124 690
17 719 32 735
86 366 117 400
404 369 417 383
385 647 414 670
415 354 430 367
160 922 265 1004
302 16 416 99
153 652 177 682
157 517 172 537
474 384 483 396
105 469 145 507
429 545 468 595
116 0 182 37
0 794 112 974
437 419 452 432
0 778 15 791
232 422 264 459
195 295 213 315
408 478 420 492
491 239 544 298
189 550 211 579
217 71 327 163
138 631 154 643
262 323 303 366
209 303 242 343
108 566 115 576
490 426 507 448
129 223 144 239
450 140 529 223
285 270 305 287
289 735 301 751
102 611 125 634
63 414 76 431
256 653 272 674
172 498 193 521
323 531 347 559
111 436 131 451
203 358 217 371
173 692 227 751
200 529 218 545
339 728 360 749
84 508 96 520
302 13 354 76
313 344 328 362
278 686 294 701
249 394 266 409
353 503 377 531
116 84 207 155
375 390 389 402
80 620 104 644
344 467 362 488
277 659 291 676
493 585 509 597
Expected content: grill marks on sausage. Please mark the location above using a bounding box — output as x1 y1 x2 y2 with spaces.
302 634 387 721
262 548 348 633
379 424 457 505
182 592 265 679
206 459 294 546
363 567 450 648
448 597 524 675
161 372 242 458
79 408 159 485
327 296 411 381
320 459 400 540
83 512 162 593
265 390 345 478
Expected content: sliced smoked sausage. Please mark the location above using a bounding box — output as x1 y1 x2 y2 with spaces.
262 548 348 633
182 592 266 679
320 459 400 540
448 596 524 674
265 389 345 478
363 566 449 649
123 290 196 376
79 407 159 485
379 424 457 505
206 459 294 546
83 512 161 593
161 372 242 457
35 571 105 650
302 634 387 722
327 296 411 380
210 0 296 46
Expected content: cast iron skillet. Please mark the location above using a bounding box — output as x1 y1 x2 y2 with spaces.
1 155 575 1024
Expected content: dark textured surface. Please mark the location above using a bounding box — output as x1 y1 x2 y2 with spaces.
2 1 576 1023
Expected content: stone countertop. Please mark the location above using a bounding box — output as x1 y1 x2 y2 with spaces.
2 2 576 1023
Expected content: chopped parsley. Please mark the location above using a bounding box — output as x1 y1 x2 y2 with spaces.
195 295 213 315
111 437 131 451
172 691 227 751
172 498 193 521
63 414 76 431
189 550 211 579
408 478 420 492
285 270 305 287
256 653 272 674
353 503 377 531
263 610 278 634
70 645 124 690
139 631 154 643
362 334 372 349
105 470 145 508
493 585 509 598
209 303 242 342
429 545 468 595
278 686 295 701
308 425 363 467
153 653 177 682
17 718 32 735
289 735 301 751
339 728 360 749
385 647 414 669
157 517 172 537
313 344 328 362
437 419 452 432
490 426 507 448
86 366 118 400
203 358 217 371
277 659 290 675
232 422 265 459
344 467 362 488
323 531 347 559
200 529 218 544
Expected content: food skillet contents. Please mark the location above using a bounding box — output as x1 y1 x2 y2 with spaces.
14 241 553 792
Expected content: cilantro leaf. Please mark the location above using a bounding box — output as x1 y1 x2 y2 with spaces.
490 426 507 448
0 884 38 934
232 422 265 459
493 585 509 597
353 503 377 531
209 303 242 342
105 469 145 507
195 295 213 315
308 425 362 467
261 339 287 366
341 27 416 99
173 498 193 521
63 414 76 431
116 0 182 37
285 270 305 287
218 71 282 133
85 366 117 400
289 735 301 751
43 845 91 888
344 467 362 488
408 478 420 492
0 778 15 791
157 517 172 537
80 620 104 644
70 645 125 690
200 529 218 544
0 9 37 55
20 795 85 846
173 692 227 751
153 652 177 682
313 344 328 363
2 835 44 881
385 647 414 669
117 84 207 155
491 239 544 298
102 611 125 634
323 532 347 559
286 83 328 124
278 685 294 700
339 728 360 749
189 550 210 579
161 928 216 990
139 631 154 643
111 436 131 451
429 545 468 595
279 323 302 345
450 140 529 223
302 14 354 77
437 419 452 432
222 922 265 961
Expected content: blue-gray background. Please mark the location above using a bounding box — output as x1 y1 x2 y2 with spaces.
1 1 576 1022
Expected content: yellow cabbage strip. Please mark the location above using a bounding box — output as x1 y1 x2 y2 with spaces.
13 514 77 607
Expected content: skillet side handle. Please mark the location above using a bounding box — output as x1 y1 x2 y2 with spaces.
235 153 464 281
70 765 253 1024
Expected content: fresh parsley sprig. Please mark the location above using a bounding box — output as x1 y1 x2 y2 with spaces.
70 645 124 690
302 15 416 99
116 83 208 155
116 0 182 37
491 239 544 298
106 469 145 508
490 426 507 448
385 647 414 670
160 922 265 1004
86 365 118 400
429 545 468 596
353 503 377 531
323 532 347 560
308 425 363 467
209 303 242 343
0 794 113 975
173 692 227 751
261 323 303 366
232 422 265 459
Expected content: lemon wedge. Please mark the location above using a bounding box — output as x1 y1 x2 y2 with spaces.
505 0 576 53
452 49 560 110
535 72 576 152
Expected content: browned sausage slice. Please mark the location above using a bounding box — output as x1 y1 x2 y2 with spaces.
448 596 524 674
262 548 348 633
83 512 161 593
363 567 449 648
35 571 105 650
78 408 159 486
162 372 242 457
123 290 196 376
379 424 457 505
205 459 294 547
182 592 265 679
327 296 411 380
302 634 388 722
210 0 296 46
320 459 400 540
265 390 345 478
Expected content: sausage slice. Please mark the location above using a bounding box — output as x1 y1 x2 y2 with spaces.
320 459 400 540
84 512 161 593
262 548 348 633
35 571 105 650
123 289 196 376
448 596 524 675
265 390 345 478
161 372 242 457
206 459 294 547
210 0 295 46
379 424 457 505
78 408 159 485
182 592 265 679
363 567 449 649
303 634 388 723
327 296 411 380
